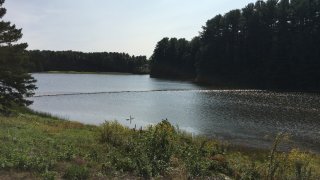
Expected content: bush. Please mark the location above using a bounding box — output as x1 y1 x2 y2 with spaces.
99 121 132 147
63 165 89 180
145 120 176 176
96 120 320 179
42 171 58 180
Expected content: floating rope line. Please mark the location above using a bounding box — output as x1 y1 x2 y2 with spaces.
33 89 263 98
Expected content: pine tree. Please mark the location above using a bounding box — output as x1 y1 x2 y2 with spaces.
0 0 36 115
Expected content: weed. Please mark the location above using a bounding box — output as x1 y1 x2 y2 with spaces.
42 171 58 180
63 165 89 180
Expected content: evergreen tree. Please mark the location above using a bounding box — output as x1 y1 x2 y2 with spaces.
0 0 36 115
150 37 197 79
151 0 320 90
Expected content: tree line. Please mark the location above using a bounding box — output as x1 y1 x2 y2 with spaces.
150 0 320 90
27 50 149 74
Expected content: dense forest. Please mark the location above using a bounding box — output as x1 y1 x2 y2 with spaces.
27 50 149 74
150 0 320 90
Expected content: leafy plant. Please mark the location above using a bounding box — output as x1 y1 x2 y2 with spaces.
63 165 89 180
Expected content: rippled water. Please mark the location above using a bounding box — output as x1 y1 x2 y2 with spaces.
30 73 320 152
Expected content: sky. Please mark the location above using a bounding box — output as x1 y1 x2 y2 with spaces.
5 0 254 57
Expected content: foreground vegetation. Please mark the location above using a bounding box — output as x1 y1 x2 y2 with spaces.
0 110 319 179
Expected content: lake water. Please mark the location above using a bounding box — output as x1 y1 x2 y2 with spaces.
30 73 320 152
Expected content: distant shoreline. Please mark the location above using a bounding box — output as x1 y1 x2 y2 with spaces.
33 72 320 93
33 71 148 75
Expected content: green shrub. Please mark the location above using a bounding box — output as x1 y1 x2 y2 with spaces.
237 162 261 180
42 171 58 180
145 120 176 176
127 141 152 178
111 155 136 172
63 165 89 180
99 121 132 147
101 162 115 175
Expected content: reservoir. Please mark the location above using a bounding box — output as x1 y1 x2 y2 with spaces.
30 73 320 152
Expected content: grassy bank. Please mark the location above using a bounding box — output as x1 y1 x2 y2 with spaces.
0 111 319 179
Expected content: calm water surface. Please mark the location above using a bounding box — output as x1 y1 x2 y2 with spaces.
30 73 320 152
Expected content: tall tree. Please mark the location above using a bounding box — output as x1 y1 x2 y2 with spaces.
0 0 36 115
151 0 320 90
150 37 197 79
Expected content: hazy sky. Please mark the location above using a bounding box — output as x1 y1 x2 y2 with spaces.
5 0 254 57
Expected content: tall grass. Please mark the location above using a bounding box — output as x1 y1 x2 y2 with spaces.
97 120 320 179
265 133 314 180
